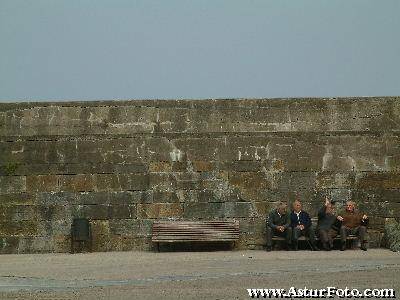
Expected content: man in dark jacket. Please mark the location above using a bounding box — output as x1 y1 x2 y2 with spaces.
290 200 319 251
266 202 292 251
317 198 341 251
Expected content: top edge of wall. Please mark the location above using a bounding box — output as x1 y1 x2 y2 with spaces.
0 96 399 110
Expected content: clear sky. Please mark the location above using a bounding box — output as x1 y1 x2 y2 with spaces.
0 0 399 102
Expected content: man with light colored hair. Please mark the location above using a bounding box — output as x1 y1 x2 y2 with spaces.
266 202 292 251
337 201 369 251
290 200 319 251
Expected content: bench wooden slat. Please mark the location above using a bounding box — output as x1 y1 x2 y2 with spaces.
152 220 239 244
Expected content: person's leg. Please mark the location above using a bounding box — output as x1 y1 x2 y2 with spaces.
328 229 337 249
292 227 301 250
340 226 347 251
285 227 293 250
266 227 273 251
358 226 367 251
305 226 319 250
319 229 330 251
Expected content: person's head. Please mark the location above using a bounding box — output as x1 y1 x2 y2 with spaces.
345 201 356 213
277 202 288 215
292 200 302 213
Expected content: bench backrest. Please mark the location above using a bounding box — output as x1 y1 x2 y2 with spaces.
152 220 240 242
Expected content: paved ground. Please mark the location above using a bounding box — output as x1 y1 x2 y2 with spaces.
0 249 398 299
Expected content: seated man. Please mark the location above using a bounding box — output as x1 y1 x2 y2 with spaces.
337 201 369 251
266 202 292 251
290 200 319 251
317 197 340 251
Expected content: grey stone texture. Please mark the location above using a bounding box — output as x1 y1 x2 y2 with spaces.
0 97 399 253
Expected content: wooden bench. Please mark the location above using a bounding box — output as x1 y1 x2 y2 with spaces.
152 220 240 251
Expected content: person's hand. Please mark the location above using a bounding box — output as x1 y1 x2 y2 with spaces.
325 198 330 206
337 216 344 221
362 214 368 220
278 226 284 232
299 225 305 230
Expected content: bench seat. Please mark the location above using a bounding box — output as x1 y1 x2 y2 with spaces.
152 220 240 244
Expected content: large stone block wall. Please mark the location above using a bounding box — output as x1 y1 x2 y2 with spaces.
0 97 399 253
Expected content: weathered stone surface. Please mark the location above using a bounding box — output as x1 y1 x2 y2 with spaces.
109 219 152 237
26 175 58 192
0 220 38 236
224 202 253 218
0 176 26 194
137 203 183 219
1 97 399 253
183 202 224 219
0 193 34 205
356 172 400 190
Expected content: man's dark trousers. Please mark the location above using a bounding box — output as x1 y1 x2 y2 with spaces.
266 227 292 248
292 226 317 249
340 226 367 243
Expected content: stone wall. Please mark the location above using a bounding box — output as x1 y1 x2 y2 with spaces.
0 97 399 253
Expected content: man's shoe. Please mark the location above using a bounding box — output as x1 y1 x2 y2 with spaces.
266 246 272 252
340 243 346 251
360 244 367 251
312 245 320 251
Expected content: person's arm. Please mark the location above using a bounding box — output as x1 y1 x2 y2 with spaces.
283 213 290 229
303 212 312 229
318 206 326 219
267 211 277 229
361 213 369 226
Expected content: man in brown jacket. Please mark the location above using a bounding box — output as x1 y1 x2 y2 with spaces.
337 201 369 251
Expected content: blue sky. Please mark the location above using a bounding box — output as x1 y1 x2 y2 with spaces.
0 0 399 102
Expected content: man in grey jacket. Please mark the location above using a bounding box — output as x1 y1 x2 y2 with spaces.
266 202 292 251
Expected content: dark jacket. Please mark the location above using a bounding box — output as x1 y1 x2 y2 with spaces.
290 210 312 229
317 206 338 231
267 209 290 230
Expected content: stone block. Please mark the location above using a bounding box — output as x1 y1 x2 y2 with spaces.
0 176 26 194
26 175 58 192
239 218 266 234
0 220 38 236
0 205 37 222
137 203 183 219
0 193 34 205
192 161 215 172
119 174 150 191
183 202 224 219
356 172 400 190
90 220 111 252
220 161 262 172
224 202 253 218
0 237 20 254
149 162 172 172
59 175 95 192
173 138 223 161
82 205 110 220
316 172 355 189
152 191 179 203
109 219 152 237
171 161 187 172
228 172 270 190
109 204 136 219
52 234 70 252
149 173 176 191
